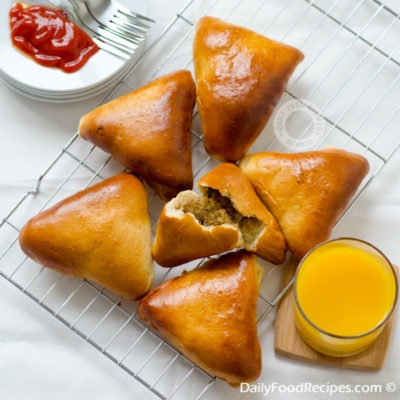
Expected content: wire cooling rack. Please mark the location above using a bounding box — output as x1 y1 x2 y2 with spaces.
1 0 400 398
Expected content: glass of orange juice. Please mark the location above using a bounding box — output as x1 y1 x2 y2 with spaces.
294 238 398 357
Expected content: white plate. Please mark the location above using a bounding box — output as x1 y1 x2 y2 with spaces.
0 67 134 103
0 70 120 103
0 0 146 96
2 56 135 98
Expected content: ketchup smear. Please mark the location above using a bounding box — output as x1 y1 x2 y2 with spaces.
9 2 99 73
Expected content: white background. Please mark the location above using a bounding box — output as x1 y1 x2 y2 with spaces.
1 0 400 399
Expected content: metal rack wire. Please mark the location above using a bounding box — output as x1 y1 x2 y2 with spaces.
1 0 400 398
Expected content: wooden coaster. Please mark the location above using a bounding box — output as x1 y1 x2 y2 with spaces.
274 257 398 370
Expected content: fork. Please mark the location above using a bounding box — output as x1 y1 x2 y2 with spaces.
68 0 147 56
48 0 152 60
70 0 154 42
83 0 154 36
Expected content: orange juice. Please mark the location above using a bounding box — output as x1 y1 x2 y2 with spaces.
294 238 397 357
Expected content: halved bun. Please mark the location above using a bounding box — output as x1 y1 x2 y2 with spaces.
152 190 242 268
198 163 286 264
152 163 286 267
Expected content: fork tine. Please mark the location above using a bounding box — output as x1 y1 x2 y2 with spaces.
96 34 136 55
111 14 150 34
116 9 153 26
108 22 147 42
115 11 152 30
102 25 144 45
91 22 144 46
95 28 139 52
110 0 155 23
92 37 130 60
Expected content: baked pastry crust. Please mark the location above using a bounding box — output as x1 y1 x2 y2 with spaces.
152 163 287 268
193 16 304 162
198 163 286 264
79 70 195 201
19 173 153 300
240 148 369 260
152 190 242 268
138 250 262 387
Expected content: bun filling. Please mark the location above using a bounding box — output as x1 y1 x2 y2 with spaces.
167 188 265 249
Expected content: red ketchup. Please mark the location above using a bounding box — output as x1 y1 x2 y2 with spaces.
9 2 99 73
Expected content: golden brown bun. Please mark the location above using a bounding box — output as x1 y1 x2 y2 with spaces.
193 16 304 162
138 250 262 386
79 70 195 201
19 174 153 301
152 190 242 268
240 149 369 260
198 163 286 264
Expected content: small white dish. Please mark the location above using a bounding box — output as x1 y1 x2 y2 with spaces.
2 57 133 97
0 0 146 101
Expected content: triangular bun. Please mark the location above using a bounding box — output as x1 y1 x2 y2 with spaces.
79 70 195 201
19 174 154 300
240 149 369 260
138 250 262 386
194 16 304 162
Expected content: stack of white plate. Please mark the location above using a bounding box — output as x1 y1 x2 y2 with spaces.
0 0 147 103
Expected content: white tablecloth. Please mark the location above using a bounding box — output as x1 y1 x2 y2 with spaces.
1 1 399 399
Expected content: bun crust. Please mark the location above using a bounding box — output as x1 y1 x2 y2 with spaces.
152 190 242 268
198 163 286 264
240 149 369 260
19 173 154 300
193 16 304 162
138 250 262 387
79 70 195 201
